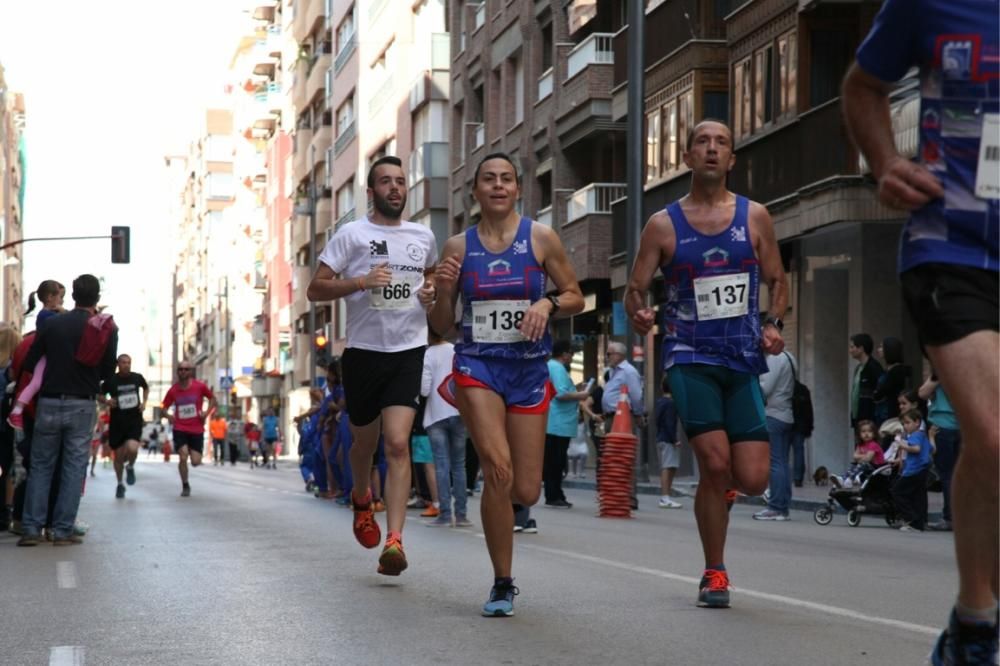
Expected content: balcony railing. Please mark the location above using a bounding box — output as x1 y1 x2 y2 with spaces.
566 33 614 81
368 73 395 115
537 68 553 101
334 34 355 74
536 205 552 228
567 183 626 222
334 121 356 156
336 207 355 230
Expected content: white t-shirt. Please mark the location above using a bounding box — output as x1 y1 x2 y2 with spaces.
317 217 438 352
421 341 460 429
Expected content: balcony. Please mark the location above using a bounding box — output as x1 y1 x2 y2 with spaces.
334 121 356 156
302 0 325 40
537 68 553 101
568 183 626 223
267 82 282 115
368 73 396 116
336 206 356 231
306 53 331 106
310 124 332 161
409 69 449 112
536 205 552 228
293 60 309 112
316 197 333 234
266 24 282 56
566 33 613 82
293 128 313 184
252 39 277 79
408 142 450 186
334 34 355 74
291 214 311 254
292 0 312 43
252 2 277 22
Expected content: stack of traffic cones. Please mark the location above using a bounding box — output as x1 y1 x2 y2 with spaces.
597 386 636 518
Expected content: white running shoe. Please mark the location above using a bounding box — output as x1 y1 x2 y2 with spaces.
658 497 683 509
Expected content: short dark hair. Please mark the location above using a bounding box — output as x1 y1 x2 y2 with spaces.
850 333 874 356
473 152 520 186
552 339 574 357
72 274 101 308
881 336 904 365
367 156 403 189
117 354 131 362
900 408 923 423
686 118 733 152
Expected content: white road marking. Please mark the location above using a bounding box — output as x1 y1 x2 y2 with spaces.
56 561 77 589
49 646 84 665
519 542 939 637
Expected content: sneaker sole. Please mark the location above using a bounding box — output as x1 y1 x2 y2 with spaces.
482 607 514 617
697 593 731 609
377 548 407 576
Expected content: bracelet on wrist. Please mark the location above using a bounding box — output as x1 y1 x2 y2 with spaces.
357 277 365 292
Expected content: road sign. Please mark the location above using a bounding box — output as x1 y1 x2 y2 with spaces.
220 376 234 390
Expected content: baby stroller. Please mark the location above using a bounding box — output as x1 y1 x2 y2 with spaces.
813 464 898 527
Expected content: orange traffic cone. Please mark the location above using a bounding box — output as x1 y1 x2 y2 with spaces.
609 385 634 434
598 386 637 519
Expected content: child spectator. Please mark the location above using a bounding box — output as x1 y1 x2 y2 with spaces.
891 409 933 532
831 420 885 489
245 421 261 468
8 280 65 431
566 409 589 479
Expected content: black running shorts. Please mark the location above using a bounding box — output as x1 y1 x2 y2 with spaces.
901 263 998 349
173 431 205 454
108 418 143 450
341 346 425 427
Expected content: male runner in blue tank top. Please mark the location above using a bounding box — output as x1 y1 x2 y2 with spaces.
843 2 998 662
625 119 788 609
429 153 583 616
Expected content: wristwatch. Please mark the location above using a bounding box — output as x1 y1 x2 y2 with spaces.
764 316 784 332
546 293 561 316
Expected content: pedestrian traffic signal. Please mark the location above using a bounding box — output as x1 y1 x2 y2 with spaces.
314 333 331 368
111 226 130 264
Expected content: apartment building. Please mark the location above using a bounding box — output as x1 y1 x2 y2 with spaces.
288 0 450 397
449 0 625 383
606 0 914 473
0 69 25 332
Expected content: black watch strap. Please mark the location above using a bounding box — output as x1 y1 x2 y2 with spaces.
765 316 784 332
546 294 561 316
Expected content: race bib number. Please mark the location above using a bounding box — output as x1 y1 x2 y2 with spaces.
472 300 529 343
975 113 999 199
177 404 198 420
369 278 414 310
118 393 139 410
693 273 750 321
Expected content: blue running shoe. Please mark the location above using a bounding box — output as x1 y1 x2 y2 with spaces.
126 465 136 486
697 568 731 608
482 579 519 617
929 608 998 666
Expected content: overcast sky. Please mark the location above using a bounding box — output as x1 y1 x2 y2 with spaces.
0 0 247 368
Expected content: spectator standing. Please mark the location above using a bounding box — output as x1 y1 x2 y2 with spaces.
261 408 280 469
892 409 934 532
920 373 961 532
544 340 589 509
655 377 682 509
209 413 227 465
849 333 883 427
18 274 117 547
873 336 910 426
421 330 470 528
753 351 801 521
600 342 644 426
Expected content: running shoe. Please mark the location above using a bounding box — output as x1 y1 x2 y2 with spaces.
352 493 381 549
512 524 524 533
53 534 84 546
421 505 440 518
930 608 999 666
125 465 136 486
697 568 731 608
181 485 191 497
522 519 538 534
16 533 40 547
7 412 23 431
454 515 474 528
116 484 126 499
482 579 519 617
725 489 739 512
377 534 407 576
658 497 683 509
752 509 789 521
425 515 451 527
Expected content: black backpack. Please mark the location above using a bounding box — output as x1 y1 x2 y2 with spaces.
784 352 814 438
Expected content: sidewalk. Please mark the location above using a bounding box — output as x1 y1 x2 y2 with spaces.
563 474 946 521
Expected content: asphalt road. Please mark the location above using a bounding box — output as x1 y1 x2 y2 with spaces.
0 457 954 665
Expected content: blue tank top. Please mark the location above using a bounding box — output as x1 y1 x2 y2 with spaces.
659 196 767 375
454 217 551 360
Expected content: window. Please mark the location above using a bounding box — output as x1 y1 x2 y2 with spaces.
645 110 660 182
778 31 797 117
809 29 850 107
513 56 524 125
678 90 693 157
336 97 354 135
336 183 354 220
753 44 774 130
733 57 751 140
337 10 354 54
661 99 677 173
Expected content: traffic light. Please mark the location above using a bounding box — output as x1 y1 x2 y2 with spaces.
111 226 131 264
314 333 332 368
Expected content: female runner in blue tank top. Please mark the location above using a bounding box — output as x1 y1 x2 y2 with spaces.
429 153 583 617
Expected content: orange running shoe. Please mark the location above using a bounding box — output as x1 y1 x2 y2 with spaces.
352 493 381 549
377 534 408 576
698 568 731 608
725 489 739 512
420 505 440 518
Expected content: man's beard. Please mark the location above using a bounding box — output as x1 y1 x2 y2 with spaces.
373 192 406 219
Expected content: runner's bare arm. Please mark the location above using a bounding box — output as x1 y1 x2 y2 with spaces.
306 263 392 302
428 234 466 337
842 63 943 210
751 203 787 355
536 223 584 318
626 211 674 336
